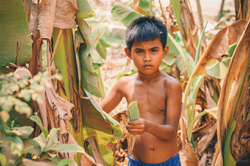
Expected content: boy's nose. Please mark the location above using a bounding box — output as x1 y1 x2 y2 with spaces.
144 53 151 61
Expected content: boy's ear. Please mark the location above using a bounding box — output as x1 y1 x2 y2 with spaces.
163 45 169 58
124 47 132 60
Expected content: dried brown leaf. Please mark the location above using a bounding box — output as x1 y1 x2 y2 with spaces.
14 67 32 79
80 153 103 166
216 20 250 164
84 136 107 166
38 0 56 40
180 141 199 166
179 0 199 59
54 0 79 29
196 122 217 156
193 20 246 77
132 0 148 16
29 2 39 37
180 118 199 166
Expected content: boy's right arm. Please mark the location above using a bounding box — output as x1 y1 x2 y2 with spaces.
100 79 125 114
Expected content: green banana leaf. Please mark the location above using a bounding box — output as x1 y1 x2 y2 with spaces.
0 0 32 66
168 34 193 77
76 0 96 19
111 2 143 27
81 90 123 139
207 57 231 79
228 43 237 57
75 20 103 97
77 18 104 68
170 0 199 56
52 28 79 101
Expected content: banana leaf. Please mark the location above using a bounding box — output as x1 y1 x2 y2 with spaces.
52 28 79 101
133 0 155 16
206 57 231 79
111 2 143 27
75 19 103 97
213 20 250 166
192 20 246 77
170 0 198 59
76 0 96 20
0 0 32 66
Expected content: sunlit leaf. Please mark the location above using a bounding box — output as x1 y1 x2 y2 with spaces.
81 90 123 139
33 133 46 152
207 57 231 79
111 2 143 27
228 43 237 57
163 53 175 66
0 153 7 166
52 28 79 101
192 20 246 77
76 0 96 20
11 126 33 138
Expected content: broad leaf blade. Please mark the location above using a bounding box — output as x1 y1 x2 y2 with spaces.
207 57 231 79
0 0 32 66
111 2 143 27
80 90 123 139
76 0 96 19
192 20 246 77
215 20 250 165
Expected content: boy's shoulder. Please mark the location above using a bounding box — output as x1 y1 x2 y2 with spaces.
117 74 137 84
161 73 182 92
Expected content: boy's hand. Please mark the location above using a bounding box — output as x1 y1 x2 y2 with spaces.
126 118 148 135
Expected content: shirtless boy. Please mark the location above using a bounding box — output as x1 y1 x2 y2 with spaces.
100 16 182 166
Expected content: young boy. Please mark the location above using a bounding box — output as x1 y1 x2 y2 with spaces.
100 16 182 166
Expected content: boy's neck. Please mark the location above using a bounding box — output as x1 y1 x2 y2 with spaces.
137 70 162 82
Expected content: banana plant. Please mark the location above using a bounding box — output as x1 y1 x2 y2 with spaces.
212 20 250 166
0 0 32 67
0 0 123 165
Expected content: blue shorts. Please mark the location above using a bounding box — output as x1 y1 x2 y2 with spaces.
128 153 181 166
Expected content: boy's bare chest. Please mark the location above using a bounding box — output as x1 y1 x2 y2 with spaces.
124 81 167 115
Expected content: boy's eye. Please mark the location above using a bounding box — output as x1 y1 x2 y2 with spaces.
136 50 143 54
151 49 158 53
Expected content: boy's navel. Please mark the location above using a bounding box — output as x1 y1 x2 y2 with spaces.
150 146 154 151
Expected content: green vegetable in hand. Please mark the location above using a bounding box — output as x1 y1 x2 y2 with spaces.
127 101 140 152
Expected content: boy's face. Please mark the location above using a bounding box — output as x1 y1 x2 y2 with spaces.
124 38 169 75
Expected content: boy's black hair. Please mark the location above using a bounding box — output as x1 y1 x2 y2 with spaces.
125 16 168 52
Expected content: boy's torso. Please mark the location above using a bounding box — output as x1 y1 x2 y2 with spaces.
120 73 178 164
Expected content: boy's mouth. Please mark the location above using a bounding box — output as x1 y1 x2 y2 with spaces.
143 64 153 68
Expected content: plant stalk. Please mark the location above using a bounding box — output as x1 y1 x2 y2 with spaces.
149 0 153 17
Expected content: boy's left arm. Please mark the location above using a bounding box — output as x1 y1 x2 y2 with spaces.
126 80 182 141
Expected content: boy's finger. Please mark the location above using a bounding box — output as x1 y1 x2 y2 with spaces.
127 129 143 135
126 124 144 129
127 120 142 125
